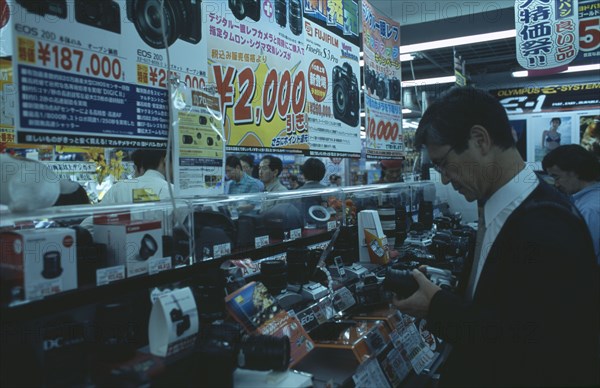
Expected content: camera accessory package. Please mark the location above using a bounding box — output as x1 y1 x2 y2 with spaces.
93 216 164 278
0 228 78 301
149 287 199 357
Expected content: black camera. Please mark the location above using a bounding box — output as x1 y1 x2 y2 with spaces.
75 0 121 33
364 65 377 94
229 0 260 21
288 0 302 35
382 265 457 299
389 77 401 101
195 322 290 386
16 0 67 18
375 74 388 100
275 0 286 27
332 62 359 127
126 0 202 49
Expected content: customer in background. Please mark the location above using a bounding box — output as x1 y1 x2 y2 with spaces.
225 155 263 194
377 159 404 183
288 174 303 189
259 155 288 192
300 158 327 189
240 154 260 179
542 144 600 265
54 180 91 206
329 174 342 186
101 149 172 204
393 86 598 386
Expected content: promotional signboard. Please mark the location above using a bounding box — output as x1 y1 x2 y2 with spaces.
574 0 600 65
515 0 579 71
206 0 307 154
362 0 403 159
304 0 361 158
10 0 208 149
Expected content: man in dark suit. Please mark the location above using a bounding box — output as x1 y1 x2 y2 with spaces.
393 86 599 386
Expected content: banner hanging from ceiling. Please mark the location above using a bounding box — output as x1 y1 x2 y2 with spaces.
362 0 403 160
574 0 600 65
515 0 580 71
303 0 361 158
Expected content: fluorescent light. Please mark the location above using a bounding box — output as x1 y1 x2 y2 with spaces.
359 59 364 67
360 111 366 117
512 63 600 77
402 108 412 114
401 75 456 87
400 29 516 54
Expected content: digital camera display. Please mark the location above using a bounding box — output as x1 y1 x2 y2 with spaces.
332 62 359 127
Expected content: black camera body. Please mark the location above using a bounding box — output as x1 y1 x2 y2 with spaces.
364 65 377 94
75 0 121 33
431 230 471 260
275 0 286 27
332 62 359 127
16 0 67 18
229 0 261 22
126 0 201 49
288 0 302 35
375 74 388 100
383 266 457 299
389 77 401 101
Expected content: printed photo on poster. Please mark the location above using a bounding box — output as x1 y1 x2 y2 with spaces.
531 115 573 162
579 114 600 157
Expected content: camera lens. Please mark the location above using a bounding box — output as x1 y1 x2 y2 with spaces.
289 0 302 35
275 0 286 27
260 260 288 295
239 334 290 371
382 268 419 299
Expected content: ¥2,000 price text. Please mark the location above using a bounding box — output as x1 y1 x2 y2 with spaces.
213 65 306 126
367 118 400 142
34 41 123 80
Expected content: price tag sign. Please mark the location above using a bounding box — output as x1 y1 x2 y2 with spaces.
332 287 356 312
96 265 125 286
327 220 337 231
149 257 172 275
213 243 231 258
290 228 302 240
255 235 270 249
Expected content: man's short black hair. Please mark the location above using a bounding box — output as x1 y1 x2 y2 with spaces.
542 144 600 181
301 157 325 181
415 86 515 153
261 155 283 176
131 149 166 171
226 155 242 169
240 154 255 167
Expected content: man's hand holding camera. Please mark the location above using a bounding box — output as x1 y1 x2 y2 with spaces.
392 269 441 318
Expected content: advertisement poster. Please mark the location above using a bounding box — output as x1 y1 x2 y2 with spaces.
304 0 361 157
579 113 600 156
206 0 307 154
11 0 209 149
528 114 575 162
574 0 600 65
490 83 600 114
362 0 403 159
0 58 14 146
515 0 579 71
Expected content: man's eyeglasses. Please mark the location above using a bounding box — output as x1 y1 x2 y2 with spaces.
431 146 455 173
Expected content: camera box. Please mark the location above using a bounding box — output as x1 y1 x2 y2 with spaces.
93 217 163 278
358 210 390 264
0 228 77 301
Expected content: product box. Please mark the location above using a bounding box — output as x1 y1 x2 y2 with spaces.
358 210 390 264
94 217 163 278
0 228 77 301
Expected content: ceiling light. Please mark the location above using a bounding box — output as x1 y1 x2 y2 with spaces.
402 108 412 114
360 111 366 117
401 75 456 87
400 29 516 54
512 63 600 77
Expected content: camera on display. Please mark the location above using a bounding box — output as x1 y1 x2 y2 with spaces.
195 322 290 386
229 0 260 22
75 0 121 33
275 0 286 27
375 74 388 100
126 0 202 49
16 0 67 18
288 0 302 35
382 265 457 299
389 77 401 101
332 62 359 127
364 65 377 94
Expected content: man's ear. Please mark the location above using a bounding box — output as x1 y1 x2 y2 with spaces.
470 125 492 154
